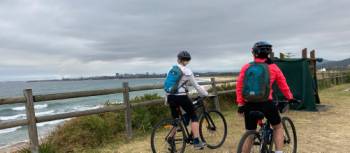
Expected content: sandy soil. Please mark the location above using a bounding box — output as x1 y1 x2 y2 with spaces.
100 84 350 153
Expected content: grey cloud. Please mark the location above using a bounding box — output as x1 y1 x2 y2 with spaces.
0 0 350 81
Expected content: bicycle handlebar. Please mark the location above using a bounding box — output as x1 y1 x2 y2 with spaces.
273 99 302 104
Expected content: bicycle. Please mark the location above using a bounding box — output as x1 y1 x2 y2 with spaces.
237 100 300 153
151 96 228 153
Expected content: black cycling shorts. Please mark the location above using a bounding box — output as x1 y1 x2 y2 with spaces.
167 95 198 122
244 102 281 130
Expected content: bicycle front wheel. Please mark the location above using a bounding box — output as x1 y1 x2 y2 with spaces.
199 110 227 149
151 118 186 153
237 130 261 153
281 117 297 153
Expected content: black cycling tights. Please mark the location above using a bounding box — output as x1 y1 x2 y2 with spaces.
167 95 199 122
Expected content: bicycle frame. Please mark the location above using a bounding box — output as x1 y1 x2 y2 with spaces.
258 119 273 152
254 101 298 152
167 97 217 144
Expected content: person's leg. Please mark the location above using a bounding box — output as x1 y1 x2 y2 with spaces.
167 95 180 137
167 95 180 119
179 96 204 149
178 96 199 136
272 123 284 152
241 104 257 153
264 102 283 152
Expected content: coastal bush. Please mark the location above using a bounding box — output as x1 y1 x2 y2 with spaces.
130 94 170 132
17 142 57 153
46 112 122 152
346 71 350 83
207 83 237 111
33 94 169 152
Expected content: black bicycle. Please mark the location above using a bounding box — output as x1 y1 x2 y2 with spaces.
237 100 299 153
151 96 227 153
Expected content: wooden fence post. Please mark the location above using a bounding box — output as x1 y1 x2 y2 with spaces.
280 53 285 59
310 50 316 77
321 72 325 79
309 50 321 103
210 78 221 111
332 72 336 85
302 48 307 58
23 89 39 153
123 82 132 139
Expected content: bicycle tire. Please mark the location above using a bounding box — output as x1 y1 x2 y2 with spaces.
151 118 186 153
237 130 261 153
281 116 297 153
199 110 227 149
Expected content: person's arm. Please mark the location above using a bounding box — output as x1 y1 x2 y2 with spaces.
274 65 293 100
236 64 250 106
188 73 208 97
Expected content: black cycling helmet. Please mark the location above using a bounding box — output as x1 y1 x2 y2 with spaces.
177 50 191 61
252 41 272 55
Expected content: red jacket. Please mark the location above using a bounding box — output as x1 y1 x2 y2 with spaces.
236 58 293 105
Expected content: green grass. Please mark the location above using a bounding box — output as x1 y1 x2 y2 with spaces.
17 142 57 153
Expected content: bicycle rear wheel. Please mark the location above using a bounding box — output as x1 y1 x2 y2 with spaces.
237 130 261 153
151 118 186 153
281 117 297 153
199 110 227 149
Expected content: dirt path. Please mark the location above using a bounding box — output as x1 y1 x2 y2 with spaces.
97 84 350 153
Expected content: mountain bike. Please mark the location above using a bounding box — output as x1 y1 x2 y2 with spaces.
151 96 227 153
237 100 300 153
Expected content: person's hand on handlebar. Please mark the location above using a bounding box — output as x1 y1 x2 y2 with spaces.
237 105 245 117
288 98 301 104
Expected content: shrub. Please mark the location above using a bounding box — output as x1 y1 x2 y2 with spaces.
17 142 57 153
33 94 169 152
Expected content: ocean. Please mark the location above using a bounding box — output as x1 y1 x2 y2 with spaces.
0 78 177 148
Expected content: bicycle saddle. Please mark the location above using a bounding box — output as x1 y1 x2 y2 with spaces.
249 111 265 120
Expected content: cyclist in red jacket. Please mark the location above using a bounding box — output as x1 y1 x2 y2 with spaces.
236 41 294 153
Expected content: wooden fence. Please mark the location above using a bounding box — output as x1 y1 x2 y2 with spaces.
0 78 236 153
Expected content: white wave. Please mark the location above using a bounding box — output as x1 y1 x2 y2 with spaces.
73 105 103 111
0 114 26 121
36 110 55 116
0 110 54 121
12 104 48 111
37 119 68 127
35 104 48 109
105 99 123 104
11 106 25 111
0 126 21 134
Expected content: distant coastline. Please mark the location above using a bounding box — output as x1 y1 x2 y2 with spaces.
27 72 238 83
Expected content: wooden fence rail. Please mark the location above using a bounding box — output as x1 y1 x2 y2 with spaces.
0 73 348 152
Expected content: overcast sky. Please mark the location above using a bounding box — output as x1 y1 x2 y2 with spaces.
0 0 349 81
